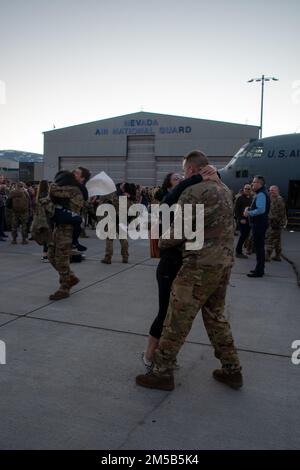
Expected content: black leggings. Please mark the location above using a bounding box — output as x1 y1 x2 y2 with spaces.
149 251 182 339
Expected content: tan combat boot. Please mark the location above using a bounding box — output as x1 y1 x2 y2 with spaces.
136 372 175 391
213 368 243 390
49 288 70 301
101 257 112 264
68 274 80 288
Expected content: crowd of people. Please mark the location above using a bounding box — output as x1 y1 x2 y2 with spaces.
0 152 288 392
0 172 157 251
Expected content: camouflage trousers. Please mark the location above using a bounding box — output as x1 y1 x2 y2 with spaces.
48 224 74 289
244 230 253 254
265 227 282 257
105 237 128 260
11 211 29 239
153 257 241 377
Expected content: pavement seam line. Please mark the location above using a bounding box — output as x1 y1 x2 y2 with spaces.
282 253 300 287
67 257 151 296
0 258 151 327
0 311 20 315
17 314 292 360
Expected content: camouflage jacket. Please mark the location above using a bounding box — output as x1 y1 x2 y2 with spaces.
268 195 287 228
99 192 120 212
158 180 234 267
30 197 55 245
97 191 134 220
49 184 84 214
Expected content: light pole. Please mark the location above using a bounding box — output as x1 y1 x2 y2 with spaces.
248 75 279 139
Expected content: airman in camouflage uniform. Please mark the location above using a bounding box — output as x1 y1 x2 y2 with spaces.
100 191 129 264
48 181 84 300
265 186 287 261
136 151 242 391
8 183 30 244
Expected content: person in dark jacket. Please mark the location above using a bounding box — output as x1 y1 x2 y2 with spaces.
141 172 184 370
244 176 270 278
234 184 253 258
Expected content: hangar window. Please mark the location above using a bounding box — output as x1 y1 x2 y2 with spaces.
227 144 248 167
236 170 241 178
242 170 248 178
246 144 264 158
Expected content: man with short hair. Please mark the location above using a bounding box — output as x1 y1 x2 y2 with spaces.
244 176 270 277
265 185 286 261
136 150 242 391
234 184 253 258
48 171 84 300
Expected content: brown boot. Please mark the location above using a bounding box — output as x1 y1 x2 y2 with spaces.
101 257 112 264
213 368 243 390
122 258 128 264
272 255 281 261
136 372 174 391
49 289 70 301
11 239 17 245
67 274 80 288
22 239 29 245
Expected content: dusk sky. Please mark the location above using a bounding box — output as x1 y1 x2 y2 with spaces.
1 0 300 154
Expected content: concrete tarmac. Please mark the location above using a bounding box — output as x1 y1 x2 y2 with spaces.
0 230 299 450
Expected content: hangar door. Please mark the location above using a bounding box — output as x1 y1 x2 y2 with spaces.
59 156 126 183
126 136 156 186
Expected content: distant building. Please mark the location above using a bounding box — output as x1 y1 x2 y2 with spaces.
44 112 260 185
0 150 44 182
0 156 19 180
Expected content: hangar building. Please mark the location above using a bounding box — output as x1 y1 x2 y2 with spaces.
44 112 259 185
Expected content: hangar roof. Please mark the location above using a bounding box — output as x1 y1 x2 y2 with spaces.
44 111 259 134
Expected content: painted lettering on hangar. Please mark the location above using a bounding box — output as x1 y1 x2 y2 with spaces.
95 119 192 136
